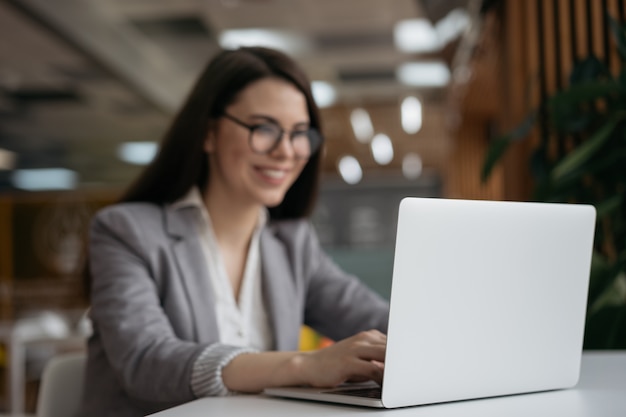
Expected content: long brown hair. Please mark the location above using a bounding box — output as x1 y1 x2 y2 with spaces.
121 46 324 219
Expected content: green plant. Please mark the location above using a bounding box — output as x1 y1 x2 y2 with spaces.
482 16 626 349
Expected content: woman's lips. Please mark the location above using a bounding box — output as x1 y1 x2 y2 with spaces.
259 168 287 179
256 167 290 184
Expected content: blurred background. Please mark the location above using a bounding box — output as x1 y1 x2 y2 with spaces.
1 0 626 414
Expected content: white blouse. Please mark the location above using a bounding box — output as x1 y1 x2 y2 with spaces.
171 187 274 396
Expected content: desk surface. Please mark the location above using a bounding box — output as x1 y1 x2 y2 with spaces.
150 352 626 417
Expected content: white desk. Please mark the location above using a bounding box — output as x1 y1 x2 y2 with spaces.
149 352 626 417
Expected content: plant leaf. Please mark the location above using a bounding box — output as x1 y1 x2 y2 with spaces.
548 80 619 133
619 68 626 88
549 80 618 106
585 304 626 349
584 149 626 177
587 252 624 315
608 305 626 348
550 116 622 181
595 194 624 218
481 111 537 182
569 55 610 85
481 137 510 183
529 146 549 181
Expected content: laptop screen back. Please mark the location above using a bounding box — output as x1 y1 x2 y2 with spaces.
382 198 596 408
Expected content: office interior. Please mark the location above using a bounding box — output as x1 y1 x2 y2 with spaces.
0 0 624 414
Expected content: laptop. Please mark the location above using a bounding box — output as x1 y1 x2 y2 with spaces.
264 197 597 408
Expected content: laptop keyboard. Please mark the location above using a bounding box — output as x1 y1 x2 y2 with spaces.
323 387 382 399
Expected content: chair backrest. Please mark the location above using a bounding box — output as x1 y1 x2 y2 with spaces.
37 352 86 417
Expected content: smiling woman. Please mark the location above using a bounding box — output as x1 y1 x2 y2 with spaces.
80 46 389 417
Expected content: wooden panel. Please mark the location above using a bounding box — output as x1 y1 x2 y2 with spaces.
497 0 534 201
592 0 605 58
607 0 623 75
445 117 503 200
0 189 118 319
559 0 574 83
573 0 587 59
542 0 557 95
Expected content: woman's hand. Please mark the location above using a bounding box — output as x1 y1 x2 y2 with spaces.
296 329 387 388
222 329 386 393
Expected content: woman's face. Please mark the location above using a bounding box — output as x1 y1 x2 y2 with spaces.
204 77 311 209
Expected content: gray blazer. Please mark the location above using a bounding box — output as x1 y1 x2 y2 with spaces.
79 202 389 417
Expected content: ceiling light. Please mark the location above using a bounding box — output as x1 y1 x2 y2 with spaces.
118 142 158 165
218 29 308 54
402 153 423 179
311 81 337 108
0 148 16 170
401 96 422 134
394 19 440 53
394 11 469 55
350 108 374 143
396 61 451 87
11 168 78 191
338 155 363 185
371 134 394 165
435 8 471 46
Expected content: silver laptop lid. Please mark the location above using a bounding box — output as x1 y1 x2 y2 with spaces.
382 198 596 408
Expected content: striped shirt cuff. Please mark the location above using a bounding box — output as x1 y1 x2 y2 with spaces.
191 344 257 397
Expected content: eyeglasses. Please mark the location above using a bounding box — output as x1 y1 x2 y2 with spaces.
222 113 322 159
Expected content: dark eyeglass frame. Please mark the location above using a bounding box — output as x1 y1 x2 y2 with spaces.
222 113 321 159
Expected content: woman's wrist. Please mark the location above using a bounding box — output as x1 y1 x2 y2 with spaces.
222 350 313 392
284 351 311 387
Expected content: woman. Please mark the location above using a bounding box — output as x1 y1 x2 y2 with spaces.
80 46 389 417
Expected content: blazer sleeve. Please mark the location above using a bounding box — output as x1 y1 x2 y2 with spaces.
88 206 239 402
293 221 390 340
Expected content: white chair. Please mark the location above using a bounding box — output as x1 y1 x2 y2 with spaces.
36 352 86 417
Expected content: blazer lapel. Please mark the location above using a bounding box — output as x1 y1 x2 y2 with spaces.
164 205 219 343
260 227 301 351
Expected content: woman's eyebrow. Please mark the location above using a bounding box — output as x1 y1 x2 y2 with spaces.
249 114 310 128
248 114 278 123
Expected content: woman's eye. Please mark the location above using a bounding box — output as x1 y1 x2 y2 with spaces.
255 124 279 135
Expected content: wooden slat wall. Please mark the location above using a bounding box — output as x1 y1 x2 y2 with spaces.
445 6 506 200
447 0 626 201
